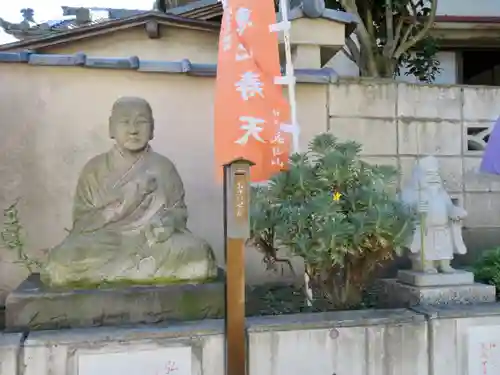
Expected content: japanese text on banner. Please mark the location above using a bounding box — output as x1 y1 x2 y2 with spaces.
214 0 291 182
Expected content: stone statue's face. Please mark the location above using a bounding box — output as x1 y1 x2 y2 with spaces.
110 106 153 152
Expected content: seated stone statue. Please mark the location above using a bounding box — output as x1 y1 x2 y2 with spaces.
401 156 467 274
42 97 218 287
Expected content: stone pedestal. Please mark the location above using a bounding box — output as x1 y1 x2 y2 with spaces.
375 270 496 309
5 273 225 332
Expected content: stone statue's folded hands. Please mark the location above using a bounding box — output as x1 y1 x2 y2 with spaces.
138 176 157 196
104 179 156 222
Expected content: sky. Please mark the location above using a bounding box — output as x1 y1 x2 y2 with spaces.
0 0 153 44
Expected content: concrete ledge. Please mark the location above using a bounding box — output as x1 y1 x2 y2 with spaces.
25 319 224 344
247 308 425 332
398 269 474 287
0 51 338 83
5 274 225 332
412 302 500 319
376 279 496 308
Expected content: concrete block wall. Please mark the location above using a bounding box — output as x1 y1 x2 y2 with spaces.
2 304 500 375
414 304 500 375
247 309 428 375
329 79 500 255
20 321 224 375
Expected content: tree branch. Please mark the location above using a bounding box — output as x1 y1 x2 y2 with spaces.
339 0 379 76
393 0 438 59
409 0 419 22
344 36 361 65
398 24 415 51
382 0 394 57
365 6 377 47
341 47 356 63
389 17 406 56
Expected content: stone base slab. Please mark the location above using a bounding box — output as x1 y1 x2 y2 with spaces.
397 269 474 287
375 278 496 309
5 273 224 332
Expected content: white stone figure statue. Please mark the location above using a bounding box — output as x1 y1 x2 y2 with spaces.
401 156 468 274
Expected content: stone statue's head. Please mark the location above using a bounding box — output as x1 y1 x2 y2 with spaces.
414 156 442 188
109 96 154 153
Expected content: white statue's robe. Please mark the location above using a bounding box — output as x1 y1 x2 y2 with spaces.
403 187 467 261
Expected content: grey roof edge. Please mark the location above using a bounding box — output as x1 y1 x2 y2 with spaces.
0 52 339 84
280 7 358 37
247 308 426 333
286 7 358 25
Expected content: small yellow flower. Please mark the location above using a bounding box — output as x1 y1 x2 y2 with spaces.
333 192 342 201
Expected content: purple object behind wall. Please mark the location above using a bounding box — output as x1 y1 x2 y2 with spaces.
480 117 500 175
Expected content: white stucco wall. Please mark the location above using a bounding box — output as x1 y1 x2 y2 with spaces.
437 0 500 17
329 50 459 85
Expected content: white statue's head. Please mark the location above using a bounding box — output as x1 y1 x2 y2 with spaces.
412 156 442 188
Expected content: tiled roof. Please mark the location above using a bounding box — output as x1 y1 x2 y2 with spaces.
0 51 339 84
168 0 222 20
45 17 111 31
61 6 145 19
0 11 220 52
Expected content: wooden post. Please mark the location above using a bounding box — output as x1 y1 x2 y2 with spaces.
223 158 254 375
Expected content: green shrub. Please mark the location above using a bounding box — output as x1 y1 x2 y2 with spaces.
473 247 500 297
249 133 415 309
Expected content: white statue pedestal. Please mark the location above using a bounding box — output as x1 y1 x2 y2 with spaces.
375 270 496 308
398 269 474 287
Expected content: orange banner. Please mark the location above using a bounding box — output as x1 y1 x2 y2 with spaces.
214 0 291 182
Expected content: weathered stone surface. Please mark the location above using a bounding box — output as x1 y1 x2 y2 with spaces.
397 119 462 156
401 156 468 275
463 157 500 192
375 279 496 309
328 118 397 155
5 273 224 331
23 320 224 375
397 84 462 121
329 81 397 118
43 96 218 287
463 86 500 121
465 192 500 228
400 156 463 193
248 309 428 375
412 303 500 375
398 269 474 287
0 332 23 375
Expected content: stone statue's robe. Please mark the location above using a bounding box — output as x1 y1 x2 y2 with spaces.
403 187 467 261
44 147 217 286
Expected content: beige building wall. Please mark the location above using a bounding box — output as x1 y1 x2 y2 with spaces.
0 25 329 302
0 24 498 304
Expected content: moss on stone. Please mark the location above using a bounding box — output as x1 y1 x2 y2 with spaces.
47 275 218 291
179 292 206 320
